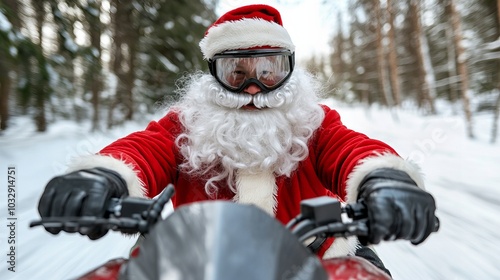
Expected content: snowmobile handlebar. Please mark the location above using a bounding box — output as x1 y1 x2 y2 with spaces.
287 196 439 251
29 184 176 235
30 185 439 245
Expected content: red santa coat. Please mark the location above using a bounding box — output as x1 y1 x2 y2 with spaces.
68 105 424 258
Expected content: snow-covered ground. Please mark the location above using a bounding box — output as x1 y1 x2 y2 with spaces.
1 100 499 279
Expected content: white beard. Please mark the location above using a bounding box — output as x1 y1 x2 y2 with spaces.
172 69 325 196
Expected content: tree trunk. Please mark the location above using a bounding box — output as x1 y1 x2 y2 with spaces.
122 1 137 122
445 24 459 105
49 2 78 121
420 14 438 110
0 61 10 130
447 0 474 138
107 0 123 128
1 0 21 131
375 0 393 107
492 93 500 143
85 0 103 131
35 89 47 132
409 0 436 114
491 0 500 143
387 0 401 107
331 10 344 90
33 0 47 132
108 0 136 128
0 0 21 130
125 37 137 120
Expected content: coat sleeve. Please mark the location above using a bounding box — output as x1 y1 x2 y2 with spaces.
313 106 424 203
66 111 182 198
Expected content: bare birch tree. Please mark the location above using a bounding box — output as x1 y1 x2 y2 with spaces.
409 0 436 114
330 10 345 92
444 23 459 104
375 0 393 107
493 88 500 143
491 0 500 143
447 0 474 138
387 0 402 106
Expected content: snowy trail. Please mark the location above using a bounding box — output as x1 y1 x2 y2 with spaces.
334 105 500 280
1 103 500 280
1 119 142 280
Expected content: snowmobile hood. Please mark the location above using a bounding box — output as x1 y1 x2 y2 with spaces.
120 201 327 280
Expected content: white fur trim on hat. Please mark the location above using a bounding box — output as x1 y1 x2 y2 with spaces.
233 170 278 216
199 18 295 60
345 152 425 203
65 154 146 198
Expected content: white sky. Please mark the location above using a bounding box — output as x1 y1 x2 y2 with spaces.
216 0 346 61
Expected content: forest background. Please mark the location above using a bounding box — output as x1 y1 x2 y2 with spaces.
1 0 499 142
1 1 500 279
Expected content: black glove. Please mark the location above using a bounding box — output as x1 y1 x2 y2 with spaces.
357 168 437 245
38 167 128 239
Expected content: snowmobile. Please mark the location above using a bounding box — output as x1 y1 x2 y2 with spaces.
30 184 438 280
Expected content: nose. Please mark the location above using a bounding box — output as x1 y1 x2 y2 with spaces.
243 83 261 95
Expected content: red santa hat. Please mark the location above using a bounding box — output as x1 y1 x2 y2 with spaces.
199 4 295 60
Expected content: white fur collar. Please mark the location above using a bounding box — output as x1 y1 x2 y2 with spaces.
233 170 278 216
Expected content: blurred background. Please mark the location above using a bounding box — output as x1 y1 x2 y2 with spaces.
1 0 500 279
0 0 499 140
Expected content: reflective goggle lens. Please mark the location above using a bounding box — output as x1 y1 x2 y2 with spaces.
210 50 294 92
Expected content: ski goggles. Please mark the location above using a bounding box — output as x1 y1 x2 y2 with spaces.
208 49 295 93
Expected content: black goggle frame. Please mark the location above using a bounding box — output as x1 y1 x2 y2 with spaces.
208 48 295 93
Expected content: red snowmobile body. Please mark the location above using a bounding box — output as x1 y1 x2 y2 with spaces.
74 199 391 280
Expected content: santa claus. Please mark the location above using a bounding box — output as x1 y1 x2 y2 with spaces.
37 4 437 276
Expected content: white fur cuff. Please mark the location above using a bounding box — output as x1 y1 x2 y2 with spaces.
65 154 146 197
345 153 425 203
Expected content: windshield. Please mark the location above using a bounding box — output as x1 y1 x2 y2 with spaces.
120 201 327 280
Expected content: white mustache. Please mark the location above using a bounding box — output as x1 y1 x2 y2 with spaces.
208 79 296 109
252 90 291 108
